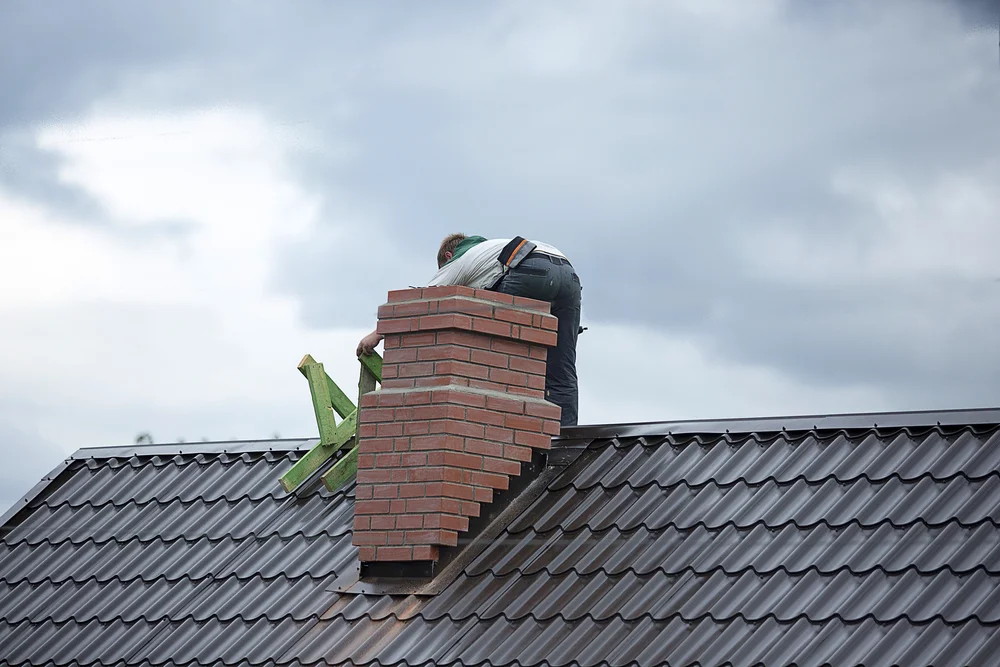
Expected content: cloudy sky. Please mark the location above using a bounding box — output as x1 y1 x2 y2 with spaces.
1 0 998 512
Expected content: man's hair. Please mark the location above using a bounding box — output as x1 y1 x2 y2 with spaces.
437 233 466 268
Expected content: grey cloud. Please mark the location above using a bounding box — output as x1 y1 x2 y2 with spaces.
2 0 1000 410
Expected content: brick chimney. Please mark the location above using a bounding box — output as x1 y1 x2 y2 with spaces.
352 285 562 566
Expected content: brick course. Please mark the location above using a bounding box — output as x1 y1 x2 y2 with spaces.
353 286 561 562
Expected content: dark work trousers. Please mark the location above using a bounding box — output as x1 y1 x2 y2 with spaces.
493 253 581 427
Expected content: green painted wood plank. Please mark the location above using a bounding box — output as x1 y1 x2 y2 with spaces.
359 352 383 383
321 444 359 492
299 358 338 446
279 409 358 493
298 354 355 419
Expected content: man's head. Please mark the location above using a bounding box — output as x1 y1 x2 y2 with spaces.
437 233 466 268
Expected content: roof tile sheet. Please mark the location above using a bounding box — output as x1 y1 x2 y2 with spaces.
1 419 998 666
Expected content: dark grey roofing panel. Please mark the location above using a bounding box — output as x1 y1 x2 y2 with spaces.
1 412 999 666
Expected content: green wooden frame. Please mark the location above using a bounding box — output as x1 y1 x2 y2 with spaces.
279 352 381 493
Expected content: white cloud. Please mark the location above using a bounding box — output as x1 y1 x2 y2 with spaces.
577 323 887 426
0 108 370 453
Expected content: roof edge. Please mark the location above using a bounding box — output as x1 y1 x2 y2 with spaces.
559 406 1000 440
70 437 318 460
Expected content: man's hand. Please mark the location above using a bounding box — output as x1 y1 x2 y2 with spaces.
357 330 383 357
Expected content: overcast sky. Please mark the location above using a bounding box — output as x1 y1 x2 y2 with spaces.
1 0 998 512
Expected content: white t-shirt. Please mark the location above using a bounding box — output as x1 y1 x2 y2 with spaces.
425 238 567 290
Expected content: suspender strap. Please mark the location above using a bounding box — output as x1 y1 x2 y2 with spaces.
497 236 537 269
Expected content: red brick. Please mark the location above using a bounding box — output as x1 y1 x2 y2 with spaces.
371 393 404 410
353 531 387 545
426 451 446 466
433 388 487 408
525 401 561 420
414 376 455 388
377 317 416 335
442 451 484 470
395 407 414 420
514 430 551 449
540 315 558 331
470 471 509 490
380 364 399 380
353 516 372 531
484 425 515 443
407 466 461 483
424 482 444 497
472 317 512 338
413 404 465 421
360 407 396 424
374 546 413 561
473 487 493 503
355 486 373 500
389 499 407 513
473 288 514 304
392 437 412 453
464 408 505 427
422 285 474 300
382 335 402 349
504 444 534 461
411 434 465 451
506 414 544 431
424 513 470 532
386 530 405 545
509 355 547 376
518 327 558 347
400 332 438 347
406 497 463 514
387 288 423 302
489 367 529 387
495 307 534 326
416 345 470 362
512 295 548 311
470 349 510 368
435 359 490 380
508 386 544 398
356 453 376 468
393 301 432 317
382 378 416 389
402 390 433 405
360 393 380 409
390 469 409 483
529 346 548 361
417 313 474 332
376 422 404 437
467 379 506 393
374 454 400 467
358 546 377 561
438 482 476 501
402 529 456 547
404 421 431 436
373 484 399 499
398 362 435 378
464 438 504 458
436 330 491 349
485 395 525 414
400 452 427 467
527 375 546 391
370 515 396 530
395 514 424 529
492 338 531 357
461 501 481 517
358 438 392 454
383 349 419 367
399 483 426 499
543 419 561 436
436 297 495 318
411 545 439 560
483 456 521 476
354 500 390 515
356 469 391 485
430 419 484 439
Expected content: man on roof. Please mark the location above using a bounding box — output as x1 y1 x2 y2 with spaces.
357 233 582 427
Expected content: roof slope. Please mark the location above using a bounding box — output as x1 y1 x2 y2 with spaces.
2 410 1000 666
